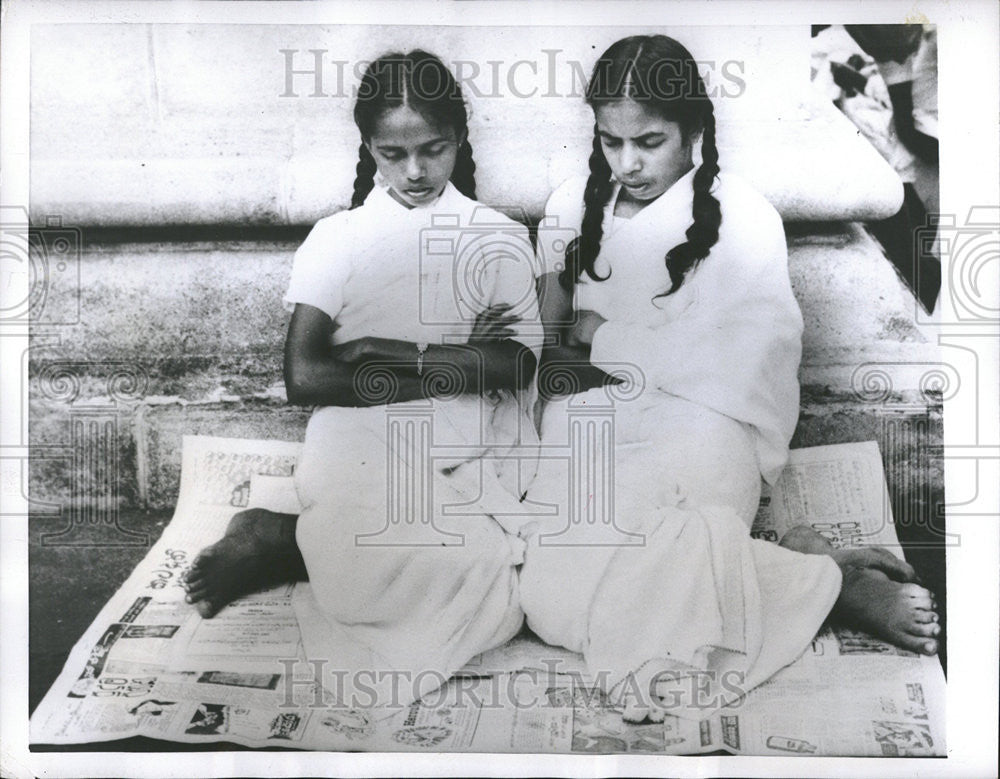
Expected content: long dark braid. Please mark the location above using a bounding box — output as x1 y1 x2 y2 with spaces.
450 137 477 200
350 142 378 209
661 104 721 296
350 50 476 207
559 128 615 290
567 35 722 297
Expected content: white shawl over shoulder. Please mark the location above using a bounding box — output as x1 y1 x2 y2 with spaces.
537 171 802 483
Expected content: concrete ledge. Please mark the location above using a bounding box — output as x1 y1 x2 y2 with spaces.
790 222 929 360
30 24 902 226
29 241 293 398
27 217 943 514
28 394 941 515
31 94 902 227
28 221 929 399
29 386 943 513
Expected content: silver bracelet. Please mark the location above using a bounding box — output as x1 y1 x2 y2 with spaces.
416 342 428 376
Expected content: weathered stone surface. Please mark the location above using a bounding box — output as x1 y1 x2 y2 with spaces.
25 216 943 511
32 224 932 400
30 24 902 225
28 222 935 394
30 390 944 512
29 241 294 397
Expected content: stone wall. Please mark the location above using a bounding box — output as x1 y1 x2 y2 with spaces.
26 23 941 524
31 24 901 225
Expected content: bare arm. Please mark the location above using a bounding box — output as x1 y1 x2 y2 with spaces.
283 304 536 408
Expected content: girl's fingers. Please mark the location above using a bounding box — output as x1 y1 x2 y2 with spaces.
472 319 520 336
469 327 517 342
481 305 516 318
479 313 519 325
476 331 515 341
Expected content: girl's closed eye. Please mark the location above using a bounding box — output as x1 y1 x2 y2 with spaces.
425 142 451 156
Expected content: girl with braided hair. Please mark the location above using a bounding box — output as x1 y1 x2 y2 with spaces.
185 50 543 708
521 35 939 722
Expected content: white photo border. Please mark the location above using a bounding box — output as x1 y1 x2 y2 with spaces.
1 0 997 776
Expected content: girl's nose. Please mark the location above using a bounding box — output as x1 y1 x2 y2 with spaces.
406 155 425 180
620 143 640 173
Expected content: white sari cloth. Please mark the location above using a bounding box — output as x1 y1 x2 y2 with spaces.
522 172 841 717
285 183 542 709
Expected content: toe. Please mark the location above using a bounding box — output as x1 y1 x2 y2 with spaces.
912 609 938 623
895 632 937 655
186 584 211 602
900 585 932 609
184 569 206 588
909 621 941 638
195 599 219 619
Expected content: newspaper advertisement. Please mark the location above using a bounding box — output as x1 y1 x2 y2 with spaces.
30 436 946 754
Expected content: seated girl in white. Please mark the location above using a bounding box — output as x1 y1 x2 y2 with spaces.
522 34 940 721
185 50 543 708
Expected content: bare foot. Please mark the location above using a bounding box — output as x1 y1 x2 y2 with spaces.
779 524 918 583
183 508 306 618
779 524 938 654
835 565 940 655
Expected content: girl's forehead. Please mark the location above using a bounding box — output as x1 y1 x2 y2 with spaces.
594 99 679 136
369 105 456 144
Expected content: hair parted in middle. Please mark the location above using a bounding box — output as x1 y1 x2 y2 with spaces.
559 35 722 298
350 50 477 209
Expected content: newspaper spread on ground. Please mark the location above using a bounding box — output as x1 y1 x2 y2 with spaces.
30 436 946 755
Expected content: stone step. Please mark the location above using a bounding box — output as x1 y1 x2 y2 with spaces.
28 222 930 398
30 24 900 225
27 217 945 513
27 392 942 527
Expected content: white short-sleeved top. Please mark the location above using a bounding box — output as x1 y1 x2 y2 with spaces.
285 182 543 356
